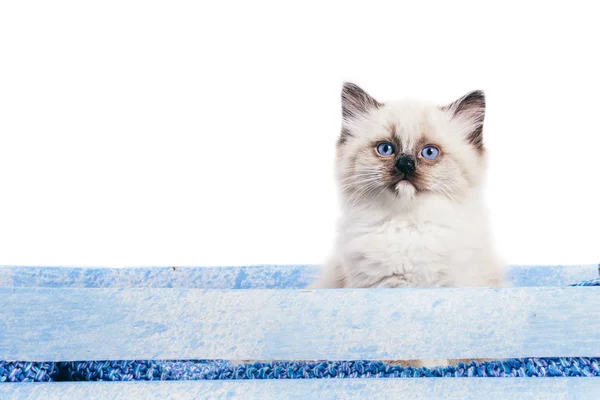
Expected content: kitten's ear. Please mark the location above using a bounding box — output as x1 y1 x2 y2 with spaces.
443 90 486 152
341 82 381 120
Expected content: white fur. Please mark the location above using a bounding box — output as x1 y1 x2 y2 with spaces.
314 189 503 289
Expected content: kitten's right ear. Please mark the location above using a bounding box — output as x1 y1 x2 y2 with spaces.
442 90 486 152
341 82 381 120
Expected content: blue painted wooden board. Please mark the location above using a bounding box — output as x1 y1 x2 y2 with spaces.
0 264 597 289
1 378 599 399
1 286 599 361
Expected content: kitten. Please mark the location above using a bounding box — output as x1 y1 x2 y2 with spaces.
311 83 505 367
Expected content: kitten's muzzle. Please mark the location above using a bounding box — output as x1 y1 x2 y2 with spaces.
395 155 416 176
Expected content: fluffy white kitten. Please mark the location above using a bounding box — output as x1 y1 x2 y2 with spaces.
312 83 505 291
310 83 505 368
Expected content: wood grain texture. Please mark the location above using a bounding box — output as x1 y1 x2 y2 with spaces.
1 286 599 362
1 378 599 400
0 264 597 289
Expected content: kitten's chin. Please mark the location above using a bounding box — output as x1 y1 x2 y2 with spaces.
394 180 417 200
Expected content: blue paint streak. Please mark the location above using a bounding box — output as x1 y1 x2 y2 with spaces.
233 269 248 289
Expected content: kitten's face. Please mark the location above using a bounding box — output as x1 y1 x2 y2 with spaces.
337 83 487 205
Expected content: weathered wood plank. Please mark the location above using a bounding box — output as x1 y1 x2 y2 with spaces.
1 378 599 400
0 265 319 289
1 287 599 361
506 264 599 287
0 264 597 289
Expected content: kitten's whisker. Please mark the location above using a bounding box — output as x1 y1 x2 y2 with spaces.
340 178 380 190
362 183 384 202
348 180 381 206
436 181 459 203
347 184 370 206
338 173 380 182
340 175 379 181
338 172 382 180
339 175 381 188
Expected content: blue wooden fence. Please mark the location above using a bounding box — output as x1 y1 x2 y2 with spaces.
0 264 598 399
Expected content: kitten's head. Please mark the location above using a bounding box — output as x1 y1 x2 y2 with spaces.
337 82 487 205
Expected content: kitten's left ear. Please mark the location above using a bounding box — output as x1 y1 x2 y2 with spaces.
341 82 382 120
443 90 486 152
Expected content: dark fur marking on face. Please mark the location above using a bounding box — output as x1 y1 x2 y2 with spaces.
442 90 486 153
393 134 450 196
386 123 396 137
337 127 353 146
415 135 443 163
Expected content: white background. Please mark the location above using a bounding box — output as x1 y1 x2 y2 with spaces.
0 1 598 267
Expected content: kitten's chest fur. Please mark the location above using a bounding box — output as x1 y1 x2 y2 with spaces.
335 197 501 288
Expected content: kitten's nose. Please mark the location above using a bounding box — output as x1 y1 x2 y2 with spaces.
395 155 415 175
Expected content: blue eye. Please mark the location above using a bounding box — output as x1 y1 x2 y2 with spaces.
421 145 440 160
376 142 395 156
